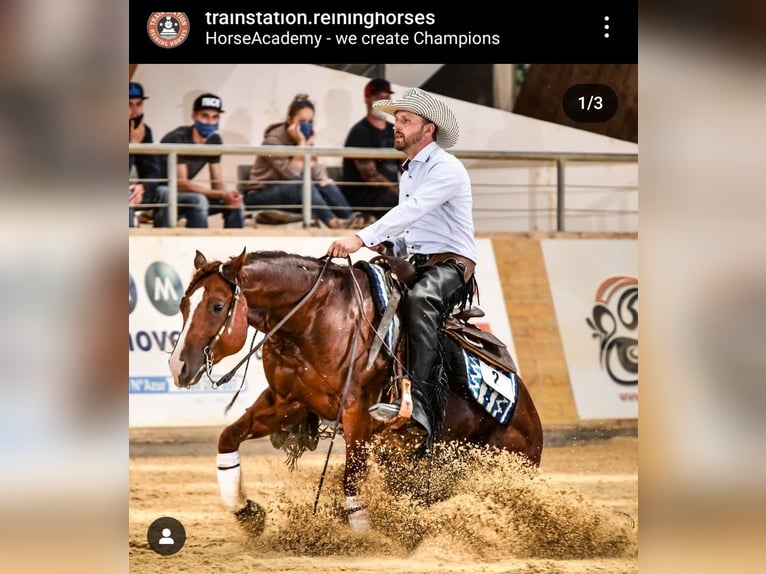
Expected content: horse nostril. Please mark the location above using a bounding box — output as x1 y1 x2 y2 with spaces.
181 362 190 381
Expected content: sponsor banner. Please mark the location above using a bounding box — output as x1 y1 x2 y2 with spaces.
541 239 638 419
129 236 516 427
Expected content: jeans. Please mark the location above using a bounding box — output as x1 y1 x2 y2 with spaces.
177 191 245 228
129 185 170 227
244 181 353 225
129 186 245 228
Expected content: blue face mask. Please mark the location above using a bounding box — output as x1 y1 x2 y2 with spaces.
299 121 313 139
194 120 218 138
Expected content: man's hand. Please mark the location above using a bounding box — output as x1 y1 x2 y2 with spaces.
327 235 364 258
129 183 145 206
220 190 243 206
129 120 145 144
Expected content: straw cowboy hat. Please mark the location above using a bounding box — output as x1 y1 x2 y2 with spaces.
373 87 459 148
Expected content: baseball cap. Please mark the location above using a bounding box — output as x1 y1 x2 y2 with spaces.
129 82 148 100
364 78 393 98
193 93 225 113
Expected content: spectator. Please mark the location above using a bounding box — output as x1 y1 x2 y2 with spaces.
342 78 401 224
129 82 170 227
242 93 360 229
159 93 245 228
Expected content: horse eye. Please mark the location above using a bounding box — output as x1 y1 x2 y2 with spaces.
212 302 225 313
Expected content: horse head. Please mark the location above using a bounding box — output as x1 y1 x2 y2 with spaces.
169 248 250 388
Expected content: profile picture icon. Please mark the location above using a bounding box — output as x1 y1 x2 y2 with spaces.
159 16 180 39
147 12 190 49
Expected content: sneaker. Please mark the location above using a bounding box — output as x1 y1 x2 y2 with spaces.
255 210 303 225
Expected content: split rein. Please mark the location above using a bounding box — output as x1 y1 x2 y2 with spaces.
201 253 381 513
204 254 368 418
203 254 334 413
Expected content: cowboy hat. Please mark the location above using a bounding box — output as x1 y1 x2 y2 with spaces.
373 87 459 148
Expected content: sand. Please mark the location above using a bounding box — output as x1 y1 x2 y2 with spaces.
130 429 638 573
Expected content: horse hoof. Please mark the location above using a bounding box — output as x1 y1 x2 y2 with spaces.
347 508 371 534
270 430 289 450
234 499 266 536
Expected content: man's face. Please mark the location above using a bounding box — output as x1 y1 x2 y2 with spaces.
129 98 144 119
194 109 220 124
393 111 431 152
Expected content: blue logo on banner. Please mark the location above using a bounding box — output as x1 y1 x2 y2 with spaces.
144 261 183 316
129 377 170 393
129 274 137 314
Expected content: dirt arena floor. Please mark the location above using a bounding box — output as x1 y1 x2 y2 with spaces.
129 427 638 573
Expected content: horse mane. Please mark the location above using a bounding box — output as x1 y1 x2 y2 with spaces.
244 251 349 280
184 251 350 299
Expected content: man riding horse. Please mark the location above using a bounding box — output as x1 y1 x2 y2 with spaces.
328 88 477 450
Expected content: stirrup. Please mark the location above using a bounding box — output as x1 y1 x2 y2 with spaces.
368 378 413 425
368 402 401 422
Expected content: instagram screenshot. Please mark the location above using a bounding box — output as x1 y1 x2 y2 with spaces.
130 3 637 572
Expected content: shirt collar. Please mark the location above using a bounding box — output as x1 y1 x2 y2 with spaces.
403 141 440 173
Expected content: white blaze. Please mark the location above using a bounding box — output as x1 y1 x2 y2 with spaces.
168 287 204 382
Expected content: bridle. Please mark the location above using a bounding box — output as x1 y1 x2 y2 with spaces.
200 255 336 413
202 263 242 378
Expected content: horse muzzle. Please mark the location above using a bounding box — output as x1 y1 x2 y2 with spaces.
170 354 204 388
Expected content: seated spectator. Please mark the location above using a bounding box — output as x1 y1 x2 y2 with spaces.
129 82 170 227
242 93 360 229
342 78 401 224
159 93 245 228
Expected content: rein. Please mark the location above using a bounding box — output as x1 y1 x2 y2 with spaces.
207 255 333 414
313 255 366 514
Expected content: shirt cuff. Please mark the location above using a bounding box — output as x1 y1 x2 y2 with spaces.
356 227 379 247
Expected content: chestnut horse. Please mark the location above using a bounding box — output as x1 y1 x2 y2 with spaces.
169 248 543 533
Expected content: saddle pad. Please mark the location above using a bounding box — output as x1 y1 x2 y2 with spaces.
462 347 518 425
355 260 400 353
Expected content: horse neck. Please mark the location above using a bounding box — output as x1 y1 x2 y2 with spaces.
240 255 331 332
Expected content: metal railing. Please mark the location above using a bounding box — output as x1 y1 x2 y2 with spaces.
129 143 638 230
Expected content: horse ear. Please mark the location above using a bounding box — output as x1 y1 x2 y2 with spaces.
221 248 247 283
194 250 207 269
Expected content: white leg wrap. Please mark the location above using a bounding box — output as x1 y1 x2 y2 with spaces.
217 451 247 512
346 495 370 533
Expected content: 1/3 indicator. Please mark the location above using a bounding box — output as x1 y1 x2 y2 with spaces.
562 84 618 123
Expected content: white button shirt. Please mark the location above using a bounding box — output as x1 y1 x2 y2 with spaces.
357 141 478 264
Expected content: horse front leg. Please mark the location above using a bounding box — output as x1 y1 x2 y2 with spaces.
215 387 303 531
341 401 375 533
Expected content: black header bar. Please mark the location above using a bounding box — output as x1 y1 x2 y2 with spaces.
130 3 637 64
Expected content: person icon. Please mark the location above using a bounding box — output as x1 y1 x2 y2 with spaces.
158 528 174 545
148 516 186 555
160 17 178 38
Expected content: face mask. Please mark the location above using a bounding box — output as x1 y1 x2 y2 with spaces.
371 109 390 121
194 120 218 138
299 121 313 139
